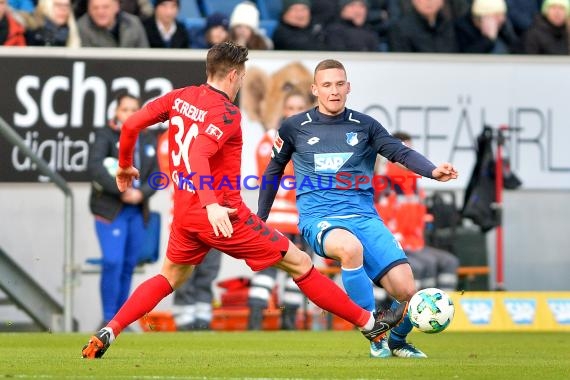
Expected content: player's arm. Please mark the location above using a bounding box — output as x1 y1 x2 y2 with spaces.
192 107 241 237
371 122 458 182
117 91 175 191
188 134 237 237
257 122 295 221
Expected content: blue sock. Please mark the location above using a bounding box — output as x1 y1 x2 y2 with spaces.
341 266 375 312
389 300 412 346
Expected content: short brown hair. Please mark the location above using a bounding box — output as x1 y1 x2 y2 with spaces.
206 42 249 80
313 59 346 81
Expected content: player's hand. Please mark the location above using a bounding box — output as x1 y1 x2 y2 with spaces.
116 166 140 192
206 203 237 238
121 188 144 204
432 163 458 182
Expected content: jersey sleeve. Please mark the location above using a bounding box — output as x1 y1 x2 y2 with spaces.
188 136 222 207
370 120 437 179
257 120 295 221
271 119 295 165
118 90 177 168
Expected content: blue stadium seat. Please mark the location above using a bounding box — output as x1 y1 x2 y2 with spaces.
200 0 244 17
179 0 202 19
257 0 282 20
259 19 278 39
184 17 207 36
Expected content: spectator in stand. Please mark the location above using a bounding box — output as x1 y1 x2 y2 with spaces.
8 0 34 12
229 1 272 50
325 0 380 51
389 0 459 52
506 0 541 38
191 12 229 49
455 0 520 53
311 0 339 26
396 0 468 21
143 0 189 48
119 0 153 19
78 0 149 47
366 0 401 52
0 0 26 46
523 0 569 54
273 0 326 51
74 0 154 19
87 93 159 329
23 0 81 47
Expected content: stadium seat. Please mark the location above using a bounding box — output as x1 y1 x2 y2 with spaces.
184 17 207 42
179 0 202 19
200 0 243 17
259 19 278 39
257 0 282 20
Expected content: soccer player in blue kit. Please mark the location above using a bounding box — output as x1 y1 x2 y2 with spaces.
258 59 458 358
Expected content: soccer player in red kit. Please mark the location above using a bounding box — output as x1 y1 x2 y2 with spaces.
81 42 406 359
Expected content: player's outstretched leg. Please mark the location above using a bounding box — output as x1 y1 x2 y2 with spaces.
81 273 176 359
388 300 427 358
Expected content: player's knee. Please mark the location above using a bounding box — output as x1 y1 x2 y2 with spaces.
160 262 194 290
278 245 313 278
326 238 363 266
296 251 312 271
289 254 312 278
394 282 417 302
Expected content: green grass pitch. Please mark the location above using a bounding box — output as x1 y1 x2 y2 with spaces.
0 331 568 379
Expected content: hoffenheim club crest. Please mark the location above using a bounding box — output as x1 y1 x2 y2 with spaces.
346 132 359 146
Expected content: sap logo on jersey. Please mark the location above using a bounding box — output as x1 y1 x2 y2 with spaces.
314 153 353 174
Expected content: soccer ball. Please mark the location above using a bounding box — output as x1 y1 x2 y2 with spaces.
408 288 454 334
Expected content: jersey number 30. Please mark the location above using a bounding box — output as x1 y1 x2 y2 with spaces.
170 115 198 174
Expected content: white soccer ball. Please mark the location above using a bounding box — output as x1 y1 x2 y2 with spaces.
408 288 455 334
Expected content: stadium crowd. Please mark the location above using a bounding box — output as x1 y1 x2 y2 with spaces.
1 0 569 54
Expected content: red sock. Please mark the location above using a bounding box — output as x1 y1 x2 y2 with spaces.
294 266 369 328
107 274 173 336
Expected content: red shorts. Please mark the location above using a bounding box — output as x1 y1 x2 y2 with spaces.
166 212 290 271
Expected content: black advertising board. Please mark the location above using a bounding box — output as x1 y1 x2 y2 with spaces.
0 54 204 182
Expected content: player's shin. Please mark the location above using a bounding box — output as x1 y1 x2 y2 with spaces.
293 266 371 328
107 274 173 336
341 265 375 312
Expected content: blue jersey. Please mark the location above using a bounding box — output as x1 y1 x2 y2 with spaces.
264 107 436 221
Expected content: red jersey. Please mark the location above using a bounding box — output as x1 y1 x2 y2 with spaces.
256 130 299 234
119 84 249 231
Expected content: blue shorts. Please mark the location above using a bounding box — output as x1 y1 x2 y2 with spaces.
300 216 408 284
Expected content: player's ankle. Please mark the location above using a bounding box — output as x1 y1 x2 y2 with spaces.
360 312 375 331
106 320 121 339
